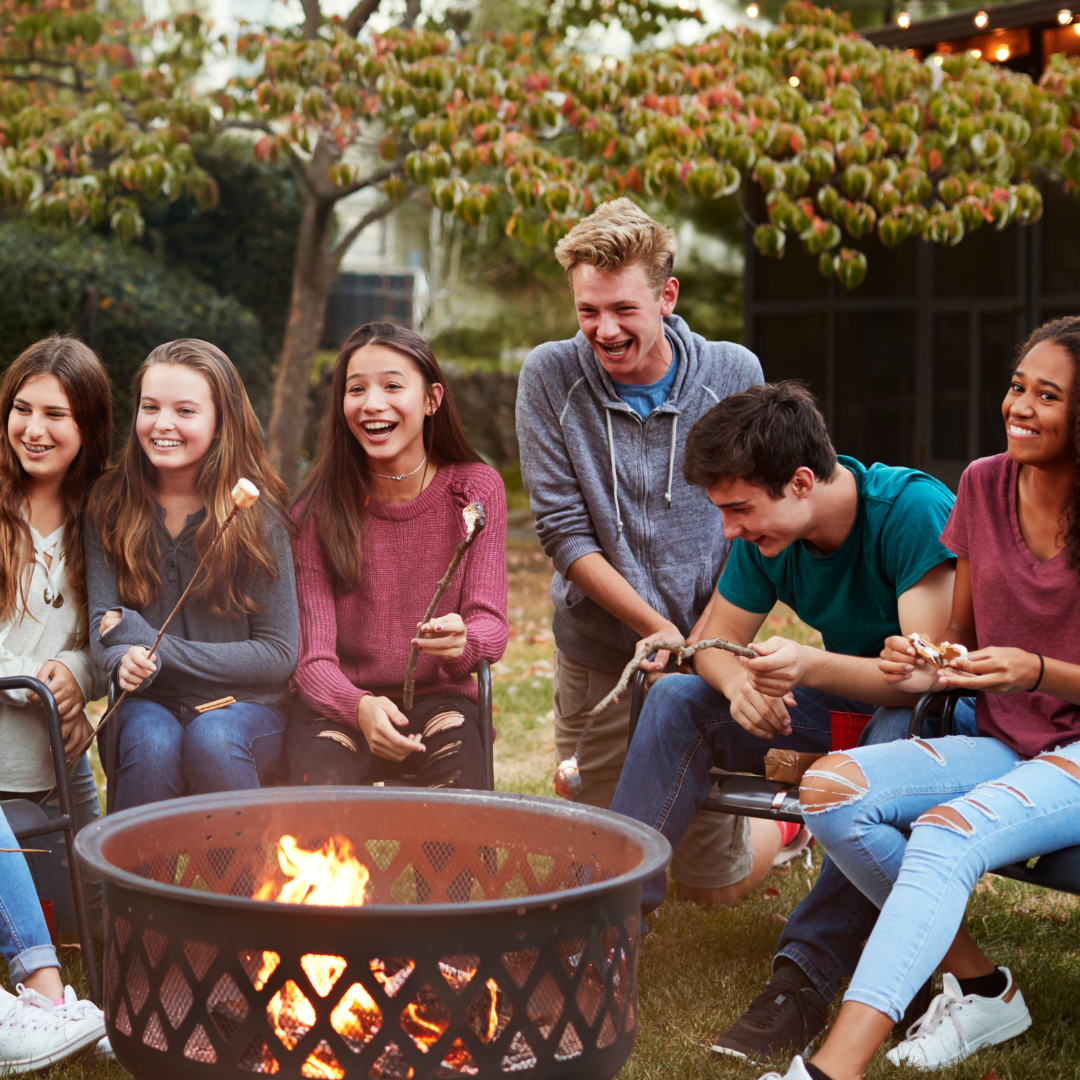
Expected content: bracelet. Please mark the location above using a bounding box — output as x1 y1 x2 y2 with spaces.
1030 653 1045 693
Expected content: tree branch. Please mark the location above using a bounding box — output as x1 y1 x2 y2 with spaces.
300 0 321 39
220 118 320 195
330 194 402 266
339 162 403 199
345 0 382 36
399 0 422 30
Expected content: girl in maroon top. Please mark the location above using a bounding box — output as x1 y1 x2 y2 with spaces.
287 322 508 790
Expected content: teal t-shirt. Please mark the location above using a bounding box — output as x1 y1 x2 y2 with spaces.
717 456 956 657
610 333 679 418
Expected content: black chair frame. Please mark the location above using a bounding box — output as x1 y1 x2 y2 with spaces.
0 675 100 1001
103 659 495 811
627 673 1080 896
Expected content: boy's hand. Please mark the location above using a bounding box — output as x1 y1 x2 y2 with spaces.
357 695 425 761
99 609 123 636
118 646 157 692
414 614 467 661
879 634 944 692
740 637 807 698
30 660 85 721
729 678 798 739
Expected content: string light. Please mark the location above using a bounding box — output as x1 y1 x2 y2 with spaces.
1075 21 1080 33
746 2 760 16
974 9 989 26
789 75 800 86
932 54 944 65
1057 8 1073 23
995 45 1010 60
897 11 910 26
970 48 982 57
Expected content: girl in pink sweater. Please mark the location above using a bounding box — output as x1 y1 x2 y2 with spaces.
288 322 508 789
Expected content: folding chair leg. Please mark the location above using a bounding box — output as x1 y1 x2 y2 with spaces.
61 823 100 1002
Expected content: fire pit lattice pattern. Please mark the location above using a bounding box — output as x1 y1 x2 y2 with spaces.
85 791 661 1080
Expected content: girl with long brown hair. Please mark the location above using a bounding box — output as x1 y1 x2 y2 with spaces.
86 339 298 810
288 322 508 789
0 335 111 941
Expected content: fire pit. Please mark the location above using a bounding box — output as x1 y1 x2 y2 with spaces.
75 788 669 1080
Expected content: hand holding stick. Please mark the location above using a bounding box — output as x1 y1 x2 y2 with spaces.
402 502 486 710
553 636 758 799
62 479 262 776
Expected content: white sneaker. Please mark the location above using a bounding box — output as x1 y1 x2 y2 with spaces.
886 969 1031 1070
757 1054 816 1079
0 983 106 1073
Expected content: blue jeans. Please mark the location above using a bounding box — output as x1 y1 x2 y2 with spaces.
0 805 59 984
0 755 102 937
115 699 285 811
809 732 1080 1020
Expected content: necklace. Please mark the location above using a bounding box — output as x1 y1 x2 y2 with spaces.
371 454 428 481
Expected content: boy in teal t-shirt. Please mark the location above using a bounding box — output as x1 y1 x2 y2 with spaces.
609 382 974 1063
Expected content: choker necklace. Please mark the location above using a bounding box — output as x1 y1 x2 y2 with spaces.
372 454 428 481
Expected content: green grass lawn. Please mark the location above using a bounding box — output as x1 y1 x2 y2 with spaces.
16 539 1080 1078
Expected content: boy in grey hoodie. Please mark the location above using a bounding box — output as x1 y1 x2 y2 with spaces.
516 198 768 902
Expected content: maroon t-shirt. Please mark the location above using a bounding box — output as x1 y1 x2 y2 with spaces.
941 454 1080 758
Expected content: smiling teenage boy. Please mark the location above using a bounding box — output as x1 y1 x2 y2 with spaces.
516 198 771 904
607 380 975 1062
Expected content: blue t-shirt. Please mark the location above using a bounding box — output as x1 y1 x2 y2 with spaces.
610 334 679 418
718 456 956 658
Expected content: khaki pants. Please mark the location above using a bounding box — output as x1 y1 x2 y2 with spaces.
553 649 752 889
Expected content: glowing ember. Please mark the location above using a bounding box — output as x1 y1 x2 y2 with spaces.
401 985 451 1051
330 983 383 1051
254 835 370 907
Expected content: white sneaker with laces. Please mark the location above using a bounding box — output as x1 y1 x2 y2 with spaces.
0 982 106 1073
886 968 1031 1070
756 1054 816 1080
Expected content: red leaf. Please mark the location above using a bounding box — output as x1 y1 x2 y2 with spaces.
602 138 616 160
625 165 643 192
927 148 942 173
764 887 780 899
979 1071 999 1080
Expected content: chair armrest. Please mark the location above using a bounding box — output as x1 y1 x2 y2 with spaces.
909 688 968 739
626 668 649 748
0 676 66 783
474 659 493 791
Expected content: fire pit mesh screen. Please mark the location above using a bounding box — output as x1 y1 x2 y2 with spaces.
78 788 668 1080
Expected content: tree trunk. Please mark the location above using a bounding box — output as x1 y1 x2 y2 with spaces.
266 185 337 488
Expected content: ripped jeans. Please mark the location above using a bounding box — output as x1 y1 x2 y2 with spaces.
287 693 485 790
802 733 1080 1022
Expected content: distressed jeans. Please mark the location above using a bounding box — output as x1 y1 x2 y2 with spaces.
115 699 285 811
0 805 59 984
806 731 1080 1021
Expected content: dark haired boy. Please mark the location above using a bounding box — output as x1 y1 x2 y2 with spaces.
609 381 976 1062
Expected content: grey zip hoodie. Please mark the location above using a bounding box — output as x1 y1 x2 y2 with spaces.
517 314 762 675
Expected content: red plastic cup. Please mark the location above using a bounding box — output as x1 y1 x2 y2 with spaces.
39 899 55 943
830 711 874 752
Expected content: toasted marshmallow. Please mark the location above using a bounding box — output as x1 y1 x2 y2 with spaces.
231 478 260 509
907 632 968 668
553 755 581 799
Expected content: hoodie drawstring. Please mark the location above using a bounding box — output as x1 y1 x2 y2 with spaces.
605 408 624 542
666 413 678 508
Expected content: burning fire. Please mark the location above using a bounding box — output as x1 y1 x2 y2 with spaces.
254 835 370 907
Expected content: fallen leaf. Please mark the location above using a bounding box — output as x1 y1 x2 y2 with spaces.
769 913 788 924
764 887 780 899
979 1070 999 1080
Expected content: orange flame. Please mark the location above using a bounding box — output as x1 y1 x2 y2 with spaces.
254 835 370 907
484 978 499 1042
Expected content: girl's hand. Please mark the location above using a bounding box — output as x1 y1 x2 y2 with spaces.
99 609 123 636
940 647 1042 695
357 695 425 761
61 712 94 762
31 660 85 721
879 634 945 692
413 614 467 661
118 646 157 692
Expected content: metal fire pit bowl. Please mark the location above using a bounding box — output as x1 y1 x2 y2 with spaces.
76 788 669 1080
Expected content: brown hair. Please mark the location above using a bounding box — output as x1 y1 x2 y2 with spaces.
1015 316 1080 580
90 339 289 617
0 336 112 627
295 322 481 591
554 197 677 295
684 381 838 497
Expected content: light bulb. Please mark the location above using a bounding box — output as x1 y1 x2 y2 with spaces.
974 9 988 26
746 2 760 16
897 11 910 26
970 48 982 58
789 75 800 86
995 45 1010 60
933 54 944 65
1057 8 1072 23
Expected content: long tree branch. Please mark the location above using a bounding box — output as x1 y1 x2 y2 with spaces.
346 0 383 37
399 0 422 30
330 195 401 265
339 162 404 199
300 0 321 39
220 118 319 195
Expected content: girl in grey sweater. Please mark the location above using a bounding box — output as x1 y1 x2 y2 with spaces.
86 340 298 810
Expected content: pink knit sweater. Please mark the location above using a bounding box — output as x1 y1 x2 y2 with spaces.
292 461 509 727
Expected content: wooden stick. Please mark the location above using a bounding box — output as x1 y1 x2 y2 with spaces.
60 479 262 779
0 847 51 854
402 501 486 710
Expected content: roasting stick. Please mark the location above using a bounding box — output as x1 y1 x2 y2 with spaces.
402 501 486 711
58 479 262 782
553 636 758 799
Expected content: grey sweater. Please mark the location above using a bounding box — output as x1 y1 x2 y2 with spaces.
517 315 762 674
85 506 299 711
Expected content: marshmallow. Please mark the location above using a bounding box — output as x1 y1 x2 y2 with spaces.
231 478 260 509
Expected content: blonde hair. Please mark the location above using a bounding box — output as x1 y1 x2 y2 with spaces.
555 197 677 295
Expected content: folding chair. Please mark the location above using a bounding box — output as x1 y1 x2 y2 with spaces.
102 658 496 808
0 675 100 1002
627 673 1080 895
